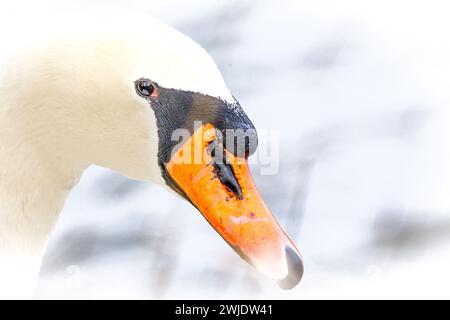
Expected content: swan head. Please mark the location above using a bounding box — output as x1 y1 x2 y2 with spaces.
7 15 303 289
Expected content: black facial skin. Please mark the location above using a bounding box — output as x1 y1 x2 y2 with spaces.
151 85 258 163
135 80 258 199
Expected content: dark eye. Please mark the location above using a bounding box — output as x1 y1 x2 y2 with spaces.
135 79 156 98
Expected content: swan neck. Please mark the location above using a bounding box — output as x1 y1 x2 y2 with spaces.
0 135 84 255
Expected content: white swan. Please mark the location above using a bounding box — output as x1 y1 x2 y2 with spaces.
0 13 303 298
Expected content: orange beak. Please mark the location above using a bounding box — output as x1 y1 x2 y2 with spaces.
165 124 303 289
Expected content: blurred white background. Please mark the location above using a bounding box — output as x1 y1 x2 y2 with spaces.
3 0 450 299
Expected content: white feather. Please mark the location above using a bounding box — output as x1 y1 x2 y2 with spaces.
0 12 233 297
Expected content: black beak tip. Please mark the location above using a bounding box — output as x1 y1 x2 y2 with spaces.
277 246 304 290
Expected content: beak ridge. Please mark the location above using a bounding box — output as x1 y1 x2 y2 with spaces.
165 123 304 288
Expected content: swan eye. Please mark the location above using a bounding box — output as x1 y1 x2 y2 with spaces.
135 79 156 98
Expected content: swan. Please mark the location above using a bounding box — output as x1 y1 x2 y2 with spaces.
0 12 303 298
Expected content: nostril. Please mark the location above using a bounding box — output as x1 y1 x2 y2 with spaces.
212 161 243 200
209 143 243 200
277 246 304 290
